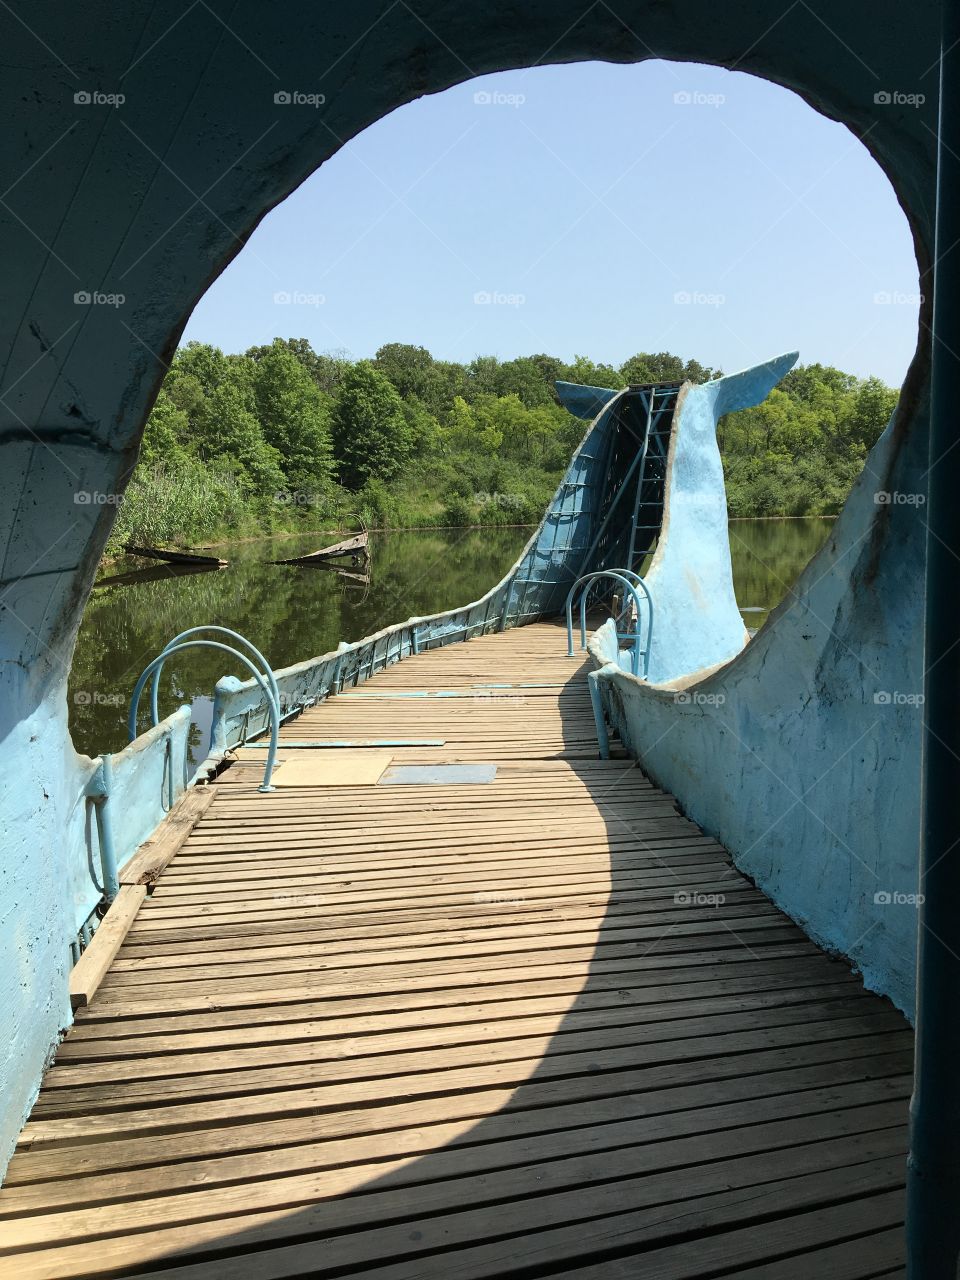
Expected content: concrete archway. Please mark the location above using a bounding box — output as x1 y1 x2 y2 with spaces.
0 0 939 1179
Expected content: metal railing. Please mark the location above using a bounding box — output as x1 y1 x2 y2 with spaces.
129 626 281 792
565 569 653 678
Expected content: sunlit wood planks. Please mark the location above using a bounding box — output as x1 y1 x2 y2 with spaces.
0 621 911 1279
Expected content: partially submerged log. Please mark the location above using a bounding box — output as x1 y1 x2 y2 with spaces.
273 531 369 565
96 562 224 589
124 544 228 567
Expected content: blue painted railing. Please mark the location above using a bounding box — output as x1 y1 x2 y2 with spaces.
130 627 281 792
565 569 653 678
74 703 193 956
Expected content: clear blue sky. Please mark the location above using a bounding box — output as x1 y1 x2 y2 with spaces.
183 60 919 387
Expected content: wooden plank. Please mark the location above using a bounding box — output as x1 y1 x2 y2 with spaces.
726 1230 905 1279
115 884 754 952
6 1041 912 1187
552 1189 905 1280
0 621 910 1278
98 925 808 992
322 1174 904 1280
272 750 392 787
272 531 368 564
119 888 768 945
100 910 792 990
139 869 749 914
37 985 870 1092
18 1013 906 1141
67 886 147 1011
61 954 857 1040
124 544 227 567
0 1099 910 1253
127 867 743 923
68 943 829 1015
52 976 861 1061
118 786 218 885
172 813 687 854
156 846 729 886
106 897 772 971
0 1068 910 1217
4 1135 907 1279
164 830 706 865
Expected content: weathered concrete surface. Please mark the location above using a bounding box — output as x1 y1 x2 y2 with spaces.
592 373 927 1015
644 354 798 683
0 0 938 1172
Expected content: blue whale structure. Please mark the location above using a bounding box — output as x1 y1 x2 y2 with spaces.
208 352 798 748
0 349 811 1168
0 0 946 1256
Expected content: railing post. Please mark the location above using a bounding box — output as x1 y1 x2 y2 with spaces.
588 668 612 759
89 754 119 903
565 570 652 675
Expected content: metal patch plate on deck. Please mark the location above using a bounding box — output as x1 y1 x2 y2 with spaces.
379 764 498 786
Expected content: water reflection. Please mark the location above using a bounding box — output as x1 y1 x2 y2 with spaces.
69 519 834 759
729 516 833 631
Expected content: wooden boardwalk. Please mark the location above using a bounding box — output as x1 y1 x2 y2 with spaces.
0 623 911 1277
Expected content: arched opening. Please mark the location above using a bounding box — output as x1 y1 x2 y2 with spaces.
0 6 942 1266
67 59 917 758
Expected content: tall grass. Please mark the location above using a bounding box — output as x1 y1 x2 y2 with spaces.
106 462 251 554
103 455 563 559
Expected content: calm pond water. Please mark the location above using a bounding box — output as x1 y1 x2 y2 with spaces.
69 517 833 759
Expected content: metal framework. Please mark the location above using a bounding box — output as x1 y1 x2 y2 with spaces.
574 382 678 599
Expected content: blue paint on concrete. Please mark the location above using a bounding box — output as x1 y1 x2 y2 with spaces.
590 389 926 1016
643 354 799 683
0 0 939 1175
555 381 623 420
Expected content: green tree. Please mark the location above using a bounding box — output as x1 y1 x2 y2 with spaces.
331 361 413 490
171 342 231 396
139 389 189 466
560 355 626 389
198 379 285 497
527 353 565 394
117 340 901 538
373 343 435 401
497 357 556 408
373 343 469 420
163 370 206 423
466 355 503 399
619 351 719 385
250 339 333 495
846 376 898 450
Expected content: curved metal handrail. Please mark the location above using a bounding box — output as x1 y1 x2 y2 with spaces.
130 636 280 792
590 567 647 626
565 569 653 678
148 626 280 728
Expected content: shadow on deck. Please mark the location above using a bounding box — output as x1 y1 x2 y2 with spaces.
0 622 912 1279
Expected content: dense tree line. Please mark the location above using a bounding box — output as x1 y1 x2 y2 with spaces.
109 337 898 552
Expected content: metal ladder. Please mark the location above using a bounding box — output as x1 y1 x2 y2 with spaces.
623 383 677 576
573 381 680 591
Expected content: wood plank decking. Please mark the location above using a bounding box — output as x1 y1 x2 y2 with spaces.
0 622 911 1278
